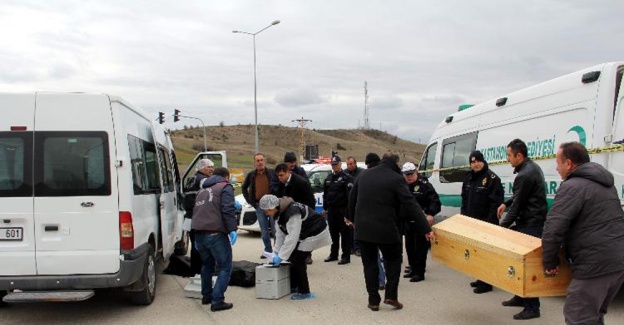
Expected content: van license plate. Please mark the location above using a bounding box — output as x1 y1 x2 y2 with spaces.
0 227 23 241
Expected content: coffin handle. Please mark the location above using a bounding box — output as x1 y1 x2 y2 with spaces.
508 266 515 278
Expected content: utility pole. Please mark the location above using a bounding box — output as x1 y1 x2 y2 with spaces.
292 117 312 161
364 81 370 129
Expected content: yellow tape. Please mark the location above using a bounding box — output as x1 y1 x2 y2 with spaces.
420 144 624 174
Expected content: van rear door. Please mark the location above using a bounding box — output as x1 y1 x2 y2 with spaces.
0 93 36 276
33 93 120 275
610 68 624 206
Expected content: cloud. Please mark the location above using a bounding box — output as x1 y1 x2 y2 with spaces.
274 88 328 107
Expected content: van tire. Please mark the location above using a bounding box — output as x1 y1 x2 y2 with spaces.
173 231 189 256
130 245 156 305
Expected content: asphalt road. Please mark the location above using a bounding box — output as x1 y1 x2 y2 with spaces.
1 231 623 325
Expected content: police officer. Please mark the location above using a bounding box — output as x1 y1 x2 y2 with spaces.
322 155 354 265
401 162 441 282
461 150 504 293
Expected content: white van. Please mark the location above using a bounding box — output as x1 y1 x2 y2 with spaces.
418 62 624 218
0 92 186 305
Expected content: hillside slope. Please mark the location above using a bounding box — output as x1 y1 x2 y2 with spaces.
171 125 426 170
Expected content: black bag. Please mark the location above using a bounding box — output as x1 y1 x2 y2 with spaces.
229 260 260 287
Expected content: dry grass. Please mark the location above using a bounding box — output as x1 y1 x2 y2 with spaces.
171 124 426 171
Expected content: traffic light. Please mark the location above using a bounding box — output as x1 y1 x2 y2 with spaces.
173 109 180 122
158 112 165 124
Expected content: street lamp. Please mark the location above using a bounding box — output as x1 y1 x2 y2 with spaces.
233 19 281 154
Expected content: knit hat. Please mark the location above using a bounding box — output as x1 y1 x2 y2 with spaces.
259 194 280 210
284 152 297 163
469 150 485 163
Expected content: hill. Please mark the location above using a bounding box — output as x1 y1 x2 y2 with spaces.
170 125 426 171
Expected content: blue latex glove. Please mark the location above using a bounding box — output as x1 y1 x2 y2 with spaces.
229 231 238 245
234 200 242 211
272 255 282 266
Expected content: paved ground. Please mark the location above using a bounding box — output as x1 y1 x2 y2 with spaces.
1 231 623 325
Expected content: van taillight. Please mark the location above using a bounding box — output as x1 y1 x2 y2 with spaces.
119 211 134 250
11 126 27 131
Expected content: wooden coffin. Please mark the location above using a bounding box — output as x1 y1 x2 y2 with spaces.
431 214 571 297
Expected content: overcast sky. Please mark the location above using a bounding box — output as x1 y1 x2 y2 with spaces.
1 0 623 143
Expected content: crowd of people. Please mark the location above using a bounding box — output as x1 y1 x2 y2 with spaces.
183 141 624 324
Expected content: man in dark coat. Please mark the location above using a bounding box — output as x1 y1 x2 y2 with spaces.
401 162 441 283
497 139 547 320
284 151 308 180
345 156 365 256
542 142 624 324
348 152 435 312
461 150 504 293
183 158 215 275
275 163 316 209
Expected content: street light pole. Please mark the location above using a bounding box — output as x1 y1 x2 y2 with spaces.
233 20 280 154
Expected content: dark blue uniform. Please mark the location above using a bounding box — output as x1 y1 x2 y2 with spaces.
323 169 353 262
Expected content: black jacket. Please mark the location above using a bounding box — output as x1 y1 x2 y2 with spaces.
346 167 364 180
348 159 431 244
542 162 624 279
183 171 209 219
461 164 504 224
323 169 353 209
292 165 308 180
242 168 279 207
408 177 441 216
276 172 316 209
500 158 547 229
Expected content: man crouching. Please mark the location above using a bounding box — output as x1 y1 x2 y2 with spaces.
259 194 331 300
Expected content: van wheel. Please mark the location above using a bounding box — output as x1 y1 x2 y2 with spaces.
173 231 189 256
130 245 156 305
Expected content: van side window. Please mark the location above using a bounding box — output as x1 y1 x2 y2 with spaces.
615 66 623 119
0 132 33 197
159 147 174 193
128 135 160 194
418 142 438 178
440 132 477 183
35 132 111 196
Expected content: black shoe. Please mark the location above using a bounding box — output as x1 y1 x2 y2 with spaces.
379 284 385 291
404 267 412 274
354 249 361 257
513 309 540 320
337 259 350 265
470 281 479 288
201 297 211 305
324 256 338 262
260 255 267 259
305 256 313 265
502 296 524 307
473 286 493 294
210 302 233 312
403 272 415 278
410 274 425 282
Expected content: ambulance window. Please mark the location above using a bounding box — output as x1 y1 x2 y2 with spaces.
418 142 437 178
440 132 477 183
35 132 110 196
0 132 32 197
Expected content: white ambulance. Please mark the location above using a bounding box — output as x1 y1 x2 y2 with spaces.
0 92 187 305
418 62 624 218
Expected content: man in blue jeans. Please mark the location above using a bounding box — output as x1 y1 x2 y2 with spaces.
192 167 238 312
242 153 278 258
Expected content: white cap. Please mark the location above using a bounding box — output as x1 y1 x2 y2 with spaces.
401 162 417 174
197 159 214 170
